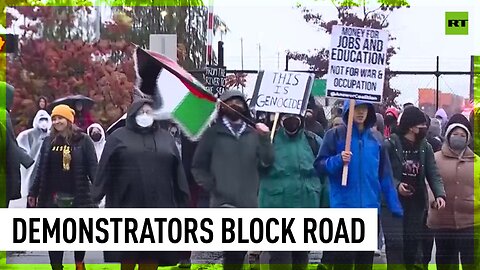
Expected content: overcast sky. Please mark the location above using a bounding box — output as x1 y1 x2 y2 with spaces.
213 0 479 106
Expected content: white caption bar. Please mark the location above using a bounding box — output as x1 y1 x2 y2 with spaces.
0 208 377 251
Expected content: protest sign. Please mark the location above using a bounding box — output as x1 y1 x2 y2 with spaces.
250 71 314 115
326 25 388 103
205 65 227 97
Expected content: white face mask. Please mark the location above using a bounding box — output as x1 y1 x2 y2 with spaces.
135 113 154 128
38 120 49 131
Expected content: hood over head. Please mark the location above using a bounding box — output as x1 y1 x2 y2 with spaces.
219 90 250 119
435 108 448 121
385 107 399 119
126 98 157 131
87 123 106 143
220 90 248 108
342 100 377 129
375 113 385 132
32 110 52 130
428 118 441 137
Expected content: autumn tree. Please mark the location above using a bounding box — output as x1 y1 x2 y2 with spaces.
290 0 409 107
6 6 135 133
5 2 228 133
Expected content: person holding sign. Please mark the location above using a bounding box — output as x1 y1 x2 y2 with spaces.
259 113 325 270
314 100 402 270
192 90 273 270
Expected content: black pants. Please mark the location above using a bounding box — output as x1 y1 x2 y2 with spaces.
421 225 434 266
326 251 374 270
223 251 247 270
381 206 405 270
49 251 85 269
434 227 480 270
269 251 309 270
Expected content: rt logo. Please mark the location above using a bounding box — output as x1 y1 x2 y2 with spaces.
445 12 468 35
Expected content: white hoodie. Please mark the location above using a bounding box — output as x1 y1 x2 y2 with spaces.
16 110 52 198
87 123 106 208
87 123 106 160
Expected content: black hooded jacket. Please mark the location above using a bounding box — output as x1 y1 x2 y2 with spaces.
92 99 190 208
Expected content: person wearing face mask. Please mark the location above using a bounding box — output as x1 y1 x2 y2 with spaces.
86 123 107 208
86 123 106 160
15 110 52 206
192 90 273 270
259 113 325 270
385 106 446 270
92 99 190 270
384 107 399 138
315 100 403 270
427 114 479 270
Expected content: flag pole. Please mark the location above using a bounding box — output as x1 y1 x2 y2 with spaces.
206 0 214 66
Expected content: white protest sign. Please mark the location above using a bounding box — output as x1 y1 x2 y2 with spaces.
250 71 314 115
326 25 388 103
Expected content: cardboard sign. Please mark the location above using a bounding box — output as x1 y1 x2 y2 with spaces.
326 25 388 103
205 65 227 97
250 71 314 115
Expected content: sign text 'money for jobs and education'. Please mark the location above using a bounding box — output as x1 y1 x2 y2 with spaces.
326 25 389 103
251 71 314 115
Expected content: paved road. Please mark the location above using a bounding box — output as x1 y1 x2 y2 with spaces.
7 250 387 265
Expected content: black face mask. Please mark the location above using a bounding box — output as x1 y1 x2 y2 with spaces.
90 132 102 142
384 115 397 126
416 127 428 141
223 104 245 122
282 117 301 135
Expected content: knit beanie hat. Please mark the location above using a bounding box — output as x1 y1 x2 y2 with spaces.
444 113 472 141
51 104 75 123
398 106 427 134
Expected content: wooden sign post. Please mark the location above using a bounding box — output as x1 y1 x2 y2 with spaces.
325 25 389 187
342 99 356 186
270 112 280 142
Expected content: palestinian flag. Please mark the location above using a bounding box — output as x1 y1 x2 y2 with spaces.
134 46 218 140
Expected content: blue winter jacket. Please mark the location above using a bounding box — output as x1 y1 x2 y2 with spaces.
314 100 403 216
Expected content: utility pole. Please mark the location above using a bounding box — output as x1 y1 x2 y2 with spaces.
285 53 289 71
240 37 244 70
258 43 262 70
218 41 224 66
